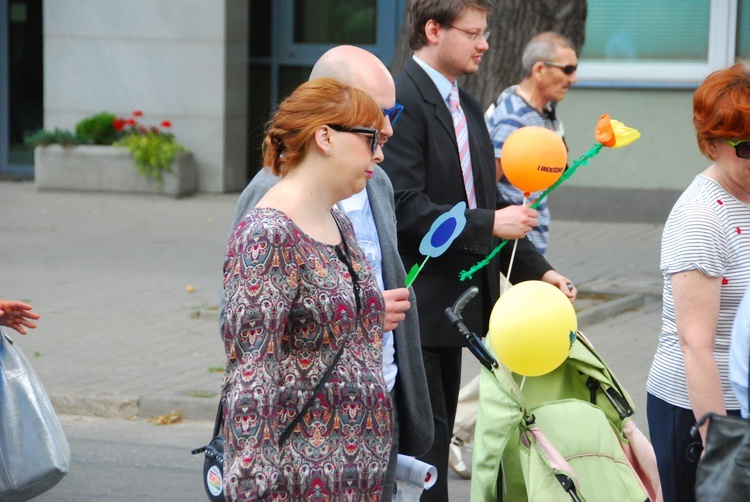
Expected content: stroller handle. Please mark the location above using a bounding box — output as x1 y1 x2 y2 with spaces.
445 287 498 371
448 286 479 319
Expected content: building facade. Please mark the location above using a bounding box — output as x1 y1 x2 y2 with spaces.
1 0 748 219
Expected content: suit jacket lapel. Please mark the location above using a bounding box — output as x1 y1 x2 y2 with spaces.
404 59 456 145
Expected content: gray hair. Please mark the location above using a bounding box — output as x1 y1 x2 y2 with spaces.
521 32 575 77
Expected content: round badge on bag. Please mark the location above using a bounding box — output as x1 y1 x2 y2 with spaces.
206 464 223 498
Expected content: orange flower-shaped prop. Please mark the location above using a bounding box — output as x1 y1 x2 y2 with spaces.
595 113 641 148
460 115 641 282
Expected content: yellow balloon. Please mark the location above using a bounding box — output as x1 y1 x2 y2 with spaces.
489 281 577 376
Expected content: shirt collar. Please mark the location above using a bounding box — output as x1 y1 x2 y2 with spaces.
412 54 455 108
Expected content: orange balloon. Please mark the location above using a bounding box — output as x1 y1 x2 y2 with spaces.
501 126 567 194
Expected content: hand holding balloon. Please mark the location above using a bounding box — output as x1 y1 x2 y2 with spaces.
492 205 538 240
489 281 577 377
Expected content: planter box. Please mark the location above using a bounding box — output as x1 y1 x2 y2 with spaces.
34 145 197 198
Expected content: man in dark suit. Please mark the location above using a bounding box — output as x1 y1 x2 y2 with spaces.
380 1 576 500
225 45 433 501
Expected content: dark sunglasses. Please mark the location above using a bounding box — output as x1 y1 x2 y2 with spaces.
542 61 578 75
725 139 750 159
383 103 404 125
329 125 380 154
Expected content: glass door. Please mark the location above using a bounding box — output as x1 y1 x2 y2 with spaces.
246 0 403 182
0 0 42 179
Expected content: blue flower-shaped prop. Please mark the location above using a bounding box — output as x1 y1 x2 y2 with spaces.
405 202 467 288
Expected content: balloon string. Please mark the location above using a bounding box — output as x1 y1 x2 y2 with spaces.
503 195 527 294
405 255 430 289
459 142 605 281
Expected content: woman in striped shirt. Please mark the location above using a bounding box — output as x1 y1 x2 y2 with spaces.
646 63 750 502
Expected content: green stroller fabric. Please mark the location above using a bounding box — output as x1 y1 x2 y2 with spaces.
471 332 661 501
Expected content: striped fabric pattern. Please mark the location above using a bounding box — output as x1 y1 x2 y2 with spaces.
448 83 477 209
647 174 750 410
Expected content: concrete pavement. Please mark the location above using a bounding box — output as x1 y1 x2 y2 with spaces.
1 180 664 431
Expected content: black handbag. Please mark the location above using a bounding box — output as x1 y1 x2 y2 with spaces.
192 400 225 502
693 353 750 502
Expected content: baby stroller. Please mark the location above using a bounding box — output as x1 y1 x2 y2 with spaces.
446 287 662 502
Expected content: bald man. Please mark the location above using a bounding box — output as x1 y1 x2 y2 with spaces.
224 45 433 500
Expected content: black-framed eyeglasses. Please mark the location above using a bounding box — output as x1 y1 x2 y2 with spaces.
726 139 750 159
542 61 578 76
383 103 404 125
445 24 491 42
328 125 380 154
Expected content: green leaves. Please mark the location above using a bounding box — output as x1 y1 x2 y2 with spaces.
115 131 186 183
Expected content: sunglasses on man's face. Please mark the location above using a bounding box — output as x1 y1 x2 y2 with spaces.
382 103 404 125
542 61 578 76
725 139 750 159
329 125 380 154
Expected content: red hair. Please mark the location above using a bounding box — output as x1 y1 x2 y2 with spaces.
693 63 750 159
261 78 385 176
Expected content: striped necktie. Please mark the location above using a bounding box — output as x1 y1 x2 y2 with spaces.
448 83 476 209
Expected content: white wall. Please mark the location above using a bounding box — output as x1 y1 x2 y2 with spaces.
558 87 706 191
43 0 248 192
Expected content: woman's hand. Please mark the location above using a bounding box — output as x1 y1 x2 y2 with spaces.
0 299 40 335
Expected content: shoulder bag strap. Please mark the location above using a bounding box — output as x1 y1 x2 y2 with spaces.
278 345 345 448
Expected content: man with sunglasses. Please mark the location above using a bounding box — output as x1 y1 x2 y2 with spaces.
224 44 432 502
486 31 577 257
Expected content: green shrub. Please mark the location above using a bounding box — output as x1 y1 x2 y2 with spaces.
75 112 118 144
24 128 80 147
25 110 188 183
115 131 186 183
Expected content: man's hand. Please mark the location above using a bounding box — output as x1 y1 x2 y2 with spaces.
492 205 538 240
541 271 577 301
381 288 411 332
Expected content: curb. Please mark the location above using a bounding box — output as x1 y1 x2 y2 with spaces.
52 393 219 422
577 293 645 327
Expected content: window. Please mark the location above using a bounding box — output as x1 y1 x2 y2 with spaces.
739 0 749 60
578 0 743 87
294 0 376 45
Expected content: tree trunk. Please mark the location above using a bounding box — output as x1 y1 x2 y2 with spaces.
390 0 588 110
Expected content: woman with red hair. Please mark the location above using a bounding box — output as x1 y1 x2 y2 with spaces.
646 63 750 502
221 78 390 501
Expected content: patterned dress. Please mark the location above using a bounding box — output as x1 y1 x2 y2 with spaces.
221 207 392 501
